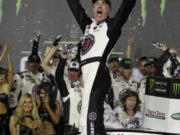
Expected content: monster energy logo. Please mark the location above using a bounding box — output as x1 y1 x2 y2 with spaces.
141 0 167 26
172 83 180 95
171 113 180 120
149 78 155 92
0 0 168 24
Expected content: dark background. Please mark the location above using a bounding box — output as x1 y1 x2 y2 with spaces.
0 0 179 72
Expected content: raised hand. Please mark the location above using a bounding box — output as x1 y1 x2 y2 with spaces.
60 47 70 59
153 42 168 51
3 42 9 53
53 34 62 46
32 34 40 45
127 36 135 46
169 48 180 55
44 93 50 109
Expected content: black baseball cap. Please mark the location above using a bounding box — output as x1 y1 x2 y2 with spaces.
108 54 119 63
119 58 133 69
144 57 157 67
27 54 41 63
92 0 111 8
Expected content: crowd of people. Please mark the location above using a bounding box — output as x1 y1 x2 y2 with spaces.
104 41 180 130
0 34 180 135
1 0 180 135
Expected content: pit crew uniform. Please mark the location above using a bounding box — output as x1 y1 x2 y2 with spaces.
9 71 50 109
55 59 83 135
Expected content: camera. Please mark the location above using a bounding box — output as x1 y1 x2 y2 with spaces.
62 44 71 55
59 44 78 59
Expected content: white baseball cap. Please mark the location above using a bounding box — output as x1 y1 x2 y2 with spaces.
68 61 80 71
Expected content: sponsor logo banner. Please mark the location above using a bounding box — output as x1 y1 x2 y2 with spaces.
146 76 171 98
89 112 97 121
145 109 166 120
171 113 180 120
146 76 180 99
106 132 163 135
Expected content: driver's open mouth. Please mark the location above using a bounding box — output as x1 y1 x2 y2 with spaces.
97 10 103 16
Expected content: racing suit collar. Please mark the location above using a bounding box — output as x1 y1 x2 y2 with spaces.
92 17 109 24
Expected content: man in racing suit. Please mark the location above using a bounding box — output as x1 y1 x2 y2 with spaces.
55 58 83 135
67 0 136 134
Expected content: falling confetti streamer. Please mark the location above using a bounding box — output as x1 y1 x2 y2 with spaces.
16 0 22 16
160 0 167 16
141 0 147 26
0 0 3 23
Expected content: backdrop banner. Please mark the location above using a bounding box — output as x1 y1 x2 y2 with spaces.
106 129 174 135
143 76 180 134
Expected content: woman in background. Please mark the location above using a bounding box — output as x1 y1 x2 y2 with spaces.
9 93 43 135
35 82 60 135
0 43 13 135
115 90 143 128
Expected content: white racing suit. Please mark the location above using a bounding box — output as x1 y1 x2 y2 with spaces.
114 107 143 128
10 71 50 108
112 75 138 108
103 104 143 129
55 58 83 135
67 0 136 134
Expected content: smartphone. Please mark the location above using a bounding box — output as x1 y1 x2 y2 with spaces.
36 33 41 40
53 34 62 46
152 42 161 47
55 34 62 42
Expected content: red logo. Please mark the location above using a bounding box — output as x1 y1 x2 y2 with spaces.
89 112 97 121
82 34 95 55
